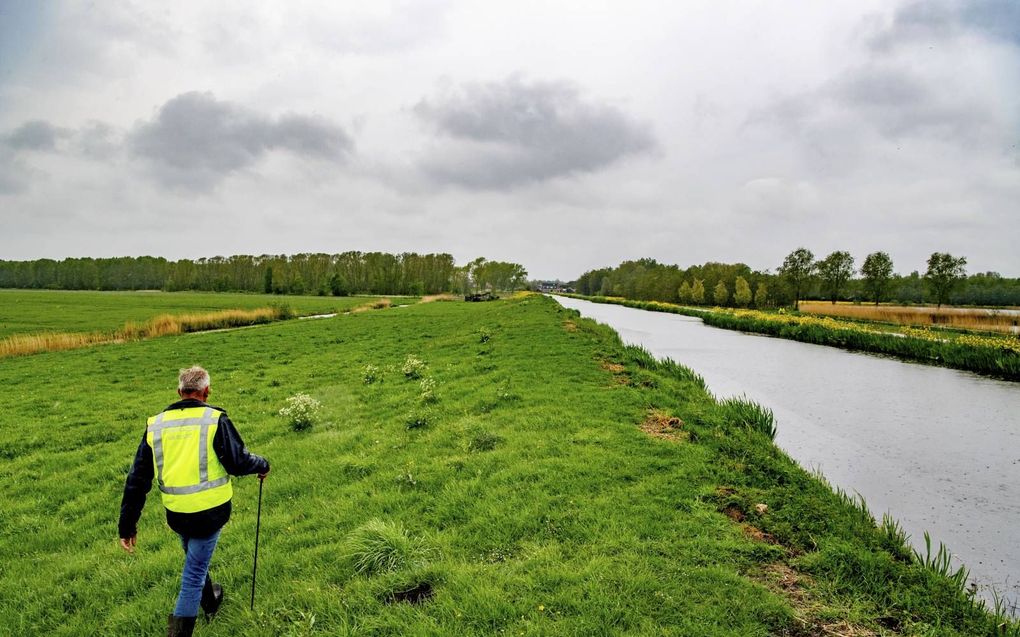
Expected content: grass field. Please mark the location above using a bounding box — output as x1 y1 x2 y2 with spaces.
0 294 1012 635
800 301 1020 335
0 289 416 338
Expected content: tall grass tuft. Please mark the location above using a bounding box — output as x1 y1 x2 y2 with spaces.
659 357 709 391
344 519 436 575
878 513 913 562
914 531 970 595
720 396 777 440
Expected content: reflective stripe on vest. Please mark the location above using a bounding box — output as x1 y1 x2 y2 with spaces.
147 406 232 513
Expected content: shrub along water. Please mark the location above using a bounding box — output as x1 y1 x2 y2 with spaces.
561 293 1020 380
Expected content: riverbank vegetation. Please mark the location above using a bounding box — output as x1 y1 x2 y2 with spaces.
0 293 1015 634
0 252 527 297
561 294 1020 380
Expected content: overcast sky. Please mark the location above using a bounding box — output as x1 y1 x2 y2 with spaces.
1 1 1017 279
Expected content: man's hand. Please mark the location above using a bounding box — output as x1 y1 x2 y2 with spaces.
258 466 270 480
119 535 137 553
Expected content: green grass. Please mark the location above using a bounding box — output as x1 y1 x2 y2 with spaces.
0 289 418 338
0 294 1012 635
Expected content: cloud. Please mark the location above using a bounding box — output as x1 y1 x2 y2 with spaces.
75 121 120 159
750 1 1019 163
0 146 34 195
871 0 1020 50
4 120 67 151
128 91 353 191
413 77 656 189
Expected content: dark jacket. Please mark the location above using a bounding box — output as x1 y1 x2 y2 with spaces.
118 399 269 539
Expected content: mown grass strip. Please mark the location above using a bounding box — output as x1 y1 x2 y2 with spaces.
560 293 1020 380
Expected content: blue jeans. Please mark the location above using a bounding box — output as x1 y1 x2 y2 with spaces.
173 530 221 617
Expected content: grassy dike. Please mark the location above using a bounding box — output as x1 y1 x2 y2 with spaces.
559 293 1020 381
0 294 1012 636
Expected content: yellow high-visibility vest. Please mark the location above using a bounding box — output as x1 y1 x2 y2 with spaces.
146 406 232 513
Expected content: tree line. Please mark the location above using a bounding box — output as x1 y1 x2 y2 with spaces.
0 253 528 296
575 250 1020 308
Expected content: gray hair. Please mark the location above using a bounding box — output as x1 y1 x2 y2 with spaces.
178 366 210 393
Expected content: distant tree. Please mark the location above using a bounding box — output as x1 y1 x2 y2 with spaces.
677 280 692 304
925 252 967 309
817 251 855 304
733 276 752 307
328 273 349 296
779 248 815 308
263 267 274 294
712 280 729 306
753 282 768 308
861 252 894 305
691 279 705 305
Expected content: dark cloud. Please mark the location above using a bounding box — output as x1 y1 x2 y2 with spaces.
413 77 655 189
828 66 997 142
4 120 66 151
129 92 353 191
871 0 1020 50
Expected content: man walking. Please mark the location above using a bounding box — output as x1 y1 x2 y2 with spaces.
119 366 270 637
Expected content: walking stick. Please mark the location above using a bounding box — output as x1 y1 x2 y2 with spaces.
250 475 265 611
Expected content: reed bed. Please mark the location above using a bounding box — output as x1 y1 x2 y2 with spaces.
800 301 1020 334
351 298 393 313
0 331 114 357
0 306 290 357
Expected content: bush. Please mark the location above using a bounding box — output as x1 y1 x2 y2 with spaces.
279 393 321 431
402 355 426 379
363 364 382 384
419 377 437 403
343 519 436 576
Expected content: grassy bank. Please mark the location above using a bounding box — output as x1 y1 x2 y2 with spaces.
0 294 1014 635
561 294 1020 381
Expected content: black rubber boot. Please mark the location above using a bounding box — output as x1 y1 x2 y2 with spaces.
167 615 196 637
200 576 223 618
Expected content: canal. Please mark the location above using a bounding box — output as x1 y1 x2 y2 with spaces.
553 295 1020 609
